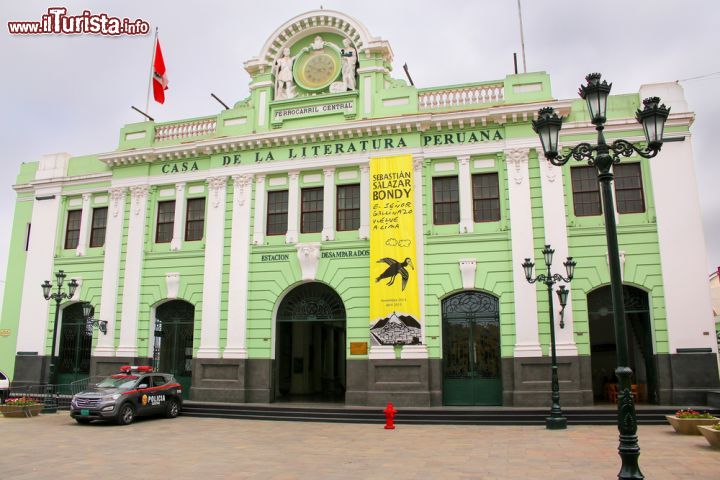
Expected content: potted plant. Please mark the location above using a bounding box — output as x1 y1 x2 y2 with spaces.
0 397 44 418
665 409 719 435
698 423 720 448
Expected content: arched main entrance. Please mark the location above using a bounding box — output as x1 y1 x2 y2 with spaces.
56 303 92 385
442 291 502 405
153 300 194 398
588 285 658 404
275 282 346 402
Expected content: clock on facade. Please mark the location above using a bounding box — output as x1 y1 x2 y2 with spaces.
293 48 341 91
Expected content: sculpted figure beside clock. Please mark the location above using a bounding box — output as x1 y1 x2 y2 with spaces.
340 38 357 91
273 48 298 100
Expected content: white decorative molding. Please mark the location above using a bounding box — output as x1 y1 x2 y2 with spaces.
252 175 266 245
363 76 372 115
544 159 558 183
125 131 146 141
359 164 370 239
296 243 321 281
505 148 530 185
258 90 267 127
286 171 300 244
412 154 428 353
338 170 358 181
76 193 92 256
207 176 228 208
459 259 477 290
188 185 205 195
109 187 126 218
93 195 108 204
170 182 185 252
303 173 322 184
458 155 474 234
322 167 336 241
368 345 395 359
433 162 455 172
232 174 253 206
129 185 149 215
383 97 409 107
513 82 542 94
165 272 180 299
474 159 495 169
224 117 247 126
68 198 82 207
400 344 429 359
159 188 175 197
268 176 287 187
607 250 626 282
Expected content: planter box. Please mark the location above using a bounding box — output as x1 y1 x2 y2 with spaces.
0 404 43 418
665 415 719 435
698 426 720 448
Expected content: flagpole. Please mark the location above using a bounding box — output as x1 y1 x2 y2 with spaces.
144 27 158 117
517 0 527 73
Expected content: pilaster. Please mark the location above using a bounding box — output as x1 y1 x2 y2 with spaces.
505 148 542 357
197 176 228 359
321 167 335 241
95 187 126 356
538 156 577 356
170 182 185 251
252 174 266 245
75 193 92 256
286 170 300 243
225 174 253 359
116 184 149 358
359 164 370 239
457 155 474 234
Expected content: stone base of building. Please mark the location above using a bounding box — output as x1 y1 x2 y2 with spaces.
89 356 151 378
345 358 441 407
502 356 594 407
12 354 51 385
189 358 273 403
656 352 720 405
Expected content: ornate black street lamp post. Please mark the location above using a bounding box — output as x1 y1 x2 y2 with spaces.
532 73 670 480
81 302 108 337
522 245 576 430
41 270 79 385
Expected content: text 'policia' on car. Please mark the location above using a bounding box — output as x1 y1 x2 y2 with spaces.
70 365 183 425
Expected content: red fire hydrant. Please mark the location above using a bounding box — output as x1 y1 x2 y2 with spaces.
384 402 397 429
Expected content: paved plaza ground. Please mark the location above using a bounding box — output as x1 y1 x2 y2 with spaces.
0 413 718 479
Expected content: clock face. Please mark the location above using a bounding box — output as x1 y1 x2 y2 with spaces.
294 49 341 91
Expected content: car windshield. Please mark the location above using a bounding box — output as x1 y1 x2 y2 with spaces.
95 376 138 390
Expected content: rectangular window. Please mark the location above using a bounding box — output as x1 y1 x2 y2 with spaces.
432 176 460 225
185 198 206 241
571 166 602 216
336 184 360 231
614 163 645 214
64 210 82 249
472 173 501 222
155 200 175 243
89 207 108 248
267 190 289 236
301 187 324 234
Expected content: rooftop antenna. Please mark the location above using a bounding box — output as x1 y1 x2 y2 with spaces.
403 63 415 86
517 0 527 73
211 93 230 110
131 105 154 122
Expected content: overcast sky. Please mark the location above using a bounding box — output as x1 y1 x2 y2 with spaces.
0 1 718 307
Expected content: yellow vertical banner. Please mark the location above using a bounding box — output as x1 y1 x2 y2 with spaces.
369 154 421 346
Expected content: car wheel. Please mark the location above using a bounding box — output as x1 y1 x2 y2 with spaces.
115 403 135 425
75 418 92 424
165 398 180 418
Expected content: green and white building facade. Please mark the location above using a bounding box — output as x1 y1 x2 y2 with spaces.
2 10 718 406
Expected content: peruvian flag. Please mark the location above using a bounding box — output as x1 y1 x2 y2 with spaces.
152 38 168 104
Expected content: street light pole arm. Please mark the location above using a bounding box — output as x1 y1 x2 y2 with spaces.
551 273 571 284
548 142 595 167
609 139 660 161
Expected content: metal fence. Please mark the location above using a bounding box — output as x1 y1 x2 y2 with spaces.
2 377 102 412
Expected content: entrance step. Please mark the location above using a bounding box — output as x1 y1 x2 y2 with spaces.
181 402 719 425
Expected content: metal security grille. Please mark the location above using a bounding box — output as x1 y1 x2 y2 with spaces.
57 303 92 380
277 283 345 322
153 300 194 378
